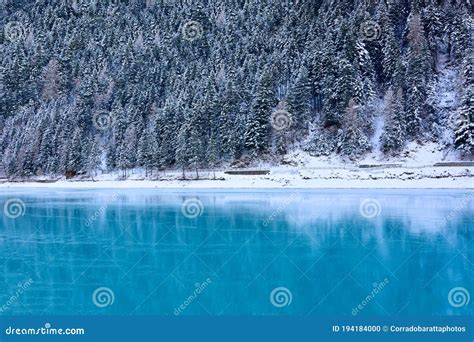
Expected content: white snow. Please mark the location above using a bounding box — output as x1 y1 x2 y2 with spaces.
370 114 385 160
0 176 471 189
1 148 472 189
1 140 472 190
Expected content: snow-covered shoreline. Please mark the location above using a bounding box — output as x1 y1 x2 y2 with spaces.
1 167 472 189
1 147 472 189
1 180 472 189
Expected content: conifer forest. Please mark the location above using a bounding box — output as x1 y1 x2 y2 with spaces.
0 0 472 179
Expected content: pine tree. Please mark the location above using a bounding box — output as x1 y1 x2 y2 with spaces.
175 122 191 179
454 86 474 154
339 99 370 158
380 88 406 153
382 25 400 86
323 58 358 127
87 135 102 180
404 13 432 139
244 69 275 155
38 121 55 175
122 124 138 171
206 131 218 179
66 128 83 177
219 80 240 159
137 127 153 177
287 66 312 130
454 55 474 154
276 133 287 156
445 5 471 65
189 126 203 180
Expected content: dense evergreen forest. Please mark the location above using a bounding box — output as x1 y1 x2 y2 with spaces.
0 0 472 179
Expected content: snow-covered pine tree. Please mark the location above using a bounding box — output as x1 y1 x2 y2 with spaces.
287 66 312 130
175 121 191 180
382 24 400 86
339 99 371 158
122 124 138 172
454 86 474 154
244 69 275 155
38 120 55 175
87 135 102 181
66 128 83 177
404 12 432 139
275 133 287 156
189 126 203 180
380 88 406 154
137 126 153 177
0 0 471 177
454 56 474 154
206 131 218 179
445 4 471 65
219 80 240 159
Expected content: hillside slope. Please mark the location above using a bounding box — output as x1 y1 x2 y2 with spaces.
0 0 472 180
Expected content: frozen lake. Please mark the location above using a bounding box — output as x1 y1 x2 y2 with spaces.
0 189 472 315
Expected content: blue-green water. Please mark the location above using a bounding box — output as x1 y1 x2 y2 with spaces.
0 189 472 316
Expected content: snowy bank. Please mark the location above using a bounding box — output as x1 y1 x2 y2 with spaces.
1 147 472 189
1 165 472 189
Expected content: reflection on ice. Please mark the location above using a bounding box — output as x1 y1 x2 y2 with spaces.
0 189 472 316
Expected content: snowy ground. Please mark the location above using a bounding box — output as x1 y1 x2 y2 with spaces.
1 144 472 189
